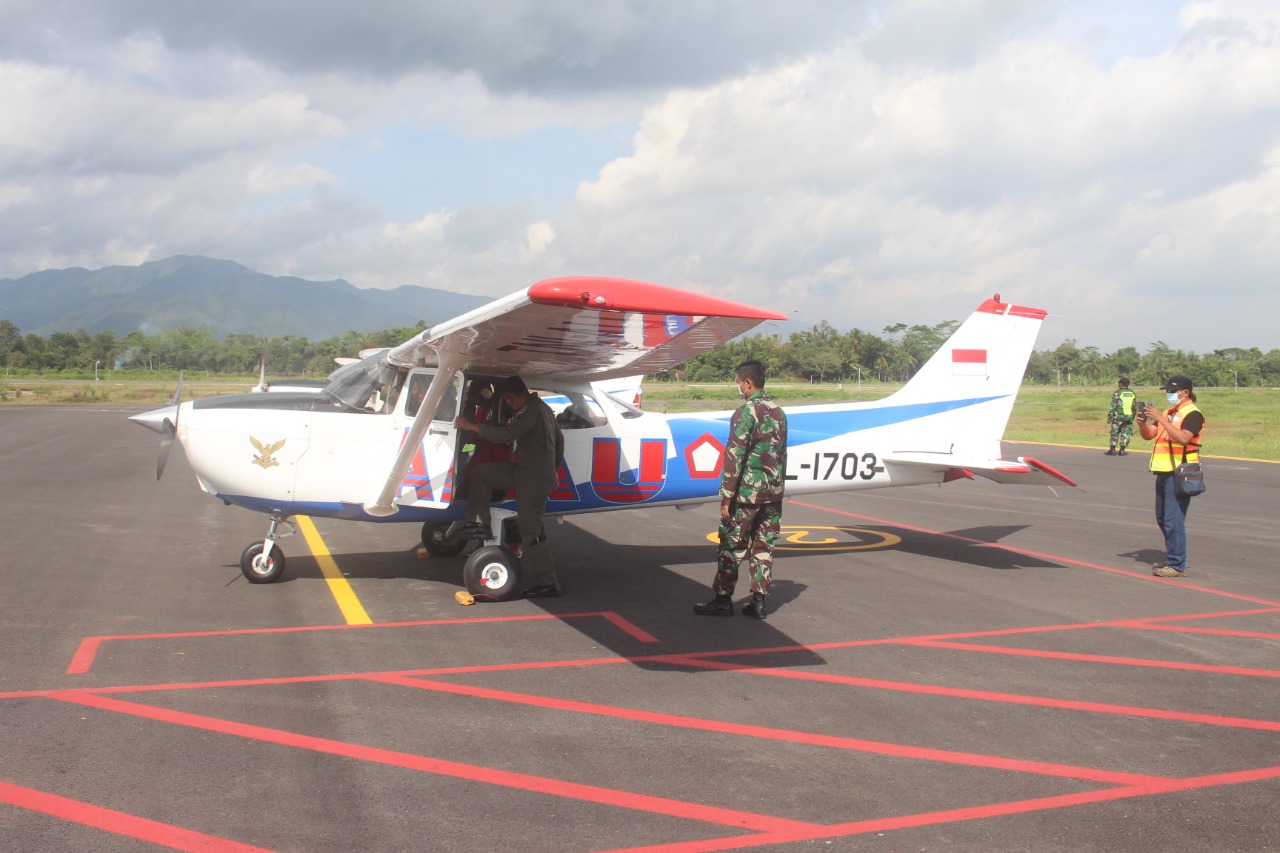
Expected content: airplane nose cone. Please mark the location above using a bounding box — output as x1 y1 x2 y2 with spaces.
129 405 179 434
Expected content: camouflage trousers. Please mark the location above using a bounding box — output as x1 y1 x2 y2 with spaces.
1108 418 1134 450
713 501 782 597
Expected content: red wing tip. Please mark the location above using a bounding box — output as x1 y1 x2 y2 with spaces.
528 277 788 321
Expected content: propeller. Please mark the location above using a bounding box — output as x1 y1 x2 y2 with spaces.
155 373 184 480
253 356 268 393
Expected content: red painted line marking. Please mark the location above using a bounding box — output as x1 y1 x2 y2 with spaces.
50 692 812 834
789 500 1280 608
66 610 656 675
668 657 1280 732
367 673 1165 786
42 606 1280 699
65 637 102 675
592 763 1280 853
0 778 278 853
40 658 637 700
1135 624 1280 640
906 639 1280 678
599 611 661 642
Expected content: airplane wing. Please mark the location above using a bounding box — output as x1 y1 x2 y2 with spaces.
885 452 1079 488
385 277 787 380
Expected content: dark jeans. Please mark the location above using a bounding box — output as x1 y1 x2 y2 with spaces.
1154 472 1191 572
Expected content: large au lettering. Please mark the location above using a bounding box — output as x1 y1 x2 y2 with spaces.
398 429 455 503
591 437 667 503
400 433 434 502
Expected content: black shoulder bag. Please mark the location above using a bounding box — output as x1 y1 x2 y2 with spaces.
1168 442 1205 497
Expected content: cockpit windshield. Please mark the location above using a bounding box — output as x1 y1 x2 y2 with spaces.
324 351 402 413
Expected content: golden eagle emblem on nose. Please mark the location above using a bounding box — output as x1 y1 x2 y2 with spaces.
250 437 286 469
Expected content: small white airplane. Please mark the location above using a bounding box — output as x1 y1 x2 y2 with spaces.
131 276 1075 600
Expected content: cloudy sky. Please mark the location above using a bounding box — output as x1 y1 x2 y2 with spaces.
2 0 1278 352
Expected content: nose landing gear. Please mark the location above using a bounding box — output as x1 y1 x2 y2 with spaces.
240 514 293 583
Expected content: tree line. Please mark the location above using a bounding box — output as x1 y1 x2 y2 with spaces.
667 321 1280 388
0 320 425 377
3 317 1279 388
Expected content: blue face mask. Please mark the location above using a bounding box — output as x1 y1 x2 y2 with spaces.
1166 392 1181 405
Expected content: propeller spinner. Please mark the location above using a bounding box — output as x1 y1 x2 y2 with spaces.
129 374 184 479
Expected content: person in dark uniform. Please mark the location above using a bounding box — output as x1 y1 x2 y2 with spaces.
694 359 788 620
454 376 564 598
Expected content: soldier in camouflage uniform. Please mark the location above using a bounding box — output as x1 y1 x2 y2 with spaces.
694 359 788 620
1106 377 1138 456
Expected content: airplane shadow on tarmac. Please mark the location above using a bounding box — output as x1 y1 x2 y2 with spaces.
217 521 834 671
215 517 1101 672
867 524 1065 571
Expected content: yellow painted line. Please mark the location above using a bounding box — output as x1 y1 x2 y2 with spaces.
296 515 372 625
1005 440 1278 465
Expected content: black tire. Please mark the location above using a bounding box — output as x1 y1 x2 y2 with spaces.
463 545 523 601
422 521 466 557
240 541 286 583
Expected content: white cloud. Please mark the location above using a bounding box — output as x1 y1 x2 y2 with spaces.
560 2 1280 349
1 1 1278 352
243 162 338 196
523 220 556 259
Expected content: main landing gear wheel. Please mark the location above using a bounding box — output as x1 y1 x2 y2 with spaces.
240 541 286 583
422 521 466 557
463 545 523 602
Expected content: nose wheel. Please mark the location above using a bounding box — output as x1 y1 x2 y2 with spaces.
240 515 292 583
241 541 286 583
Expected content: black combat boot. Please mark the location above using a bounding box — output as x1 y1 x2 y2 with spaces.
693 595 734 616
741 593 767 620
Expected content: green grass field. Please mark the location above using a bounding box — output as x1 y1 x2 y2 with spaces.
5 378 1277 462
644 383 1280 462
1000 386 1277 461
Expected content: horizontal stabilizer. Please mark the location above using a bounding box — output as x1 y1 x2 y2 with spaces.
885 451 1078 488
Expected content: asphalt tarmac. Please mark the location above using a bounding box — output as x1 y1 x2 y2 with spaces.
2 404 1278 852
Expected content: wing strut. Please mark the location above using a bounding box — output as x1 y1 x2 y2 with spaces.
364 353 463 517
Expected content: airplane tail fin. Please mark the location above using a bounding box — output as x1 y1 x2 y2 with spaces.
883 296 1047 461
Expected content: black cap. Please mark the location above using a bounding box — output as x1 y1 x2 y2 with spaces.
1164 375 1193 393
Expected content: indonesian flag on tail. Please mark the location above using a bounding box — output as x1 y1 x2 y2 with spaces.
952 348 988 376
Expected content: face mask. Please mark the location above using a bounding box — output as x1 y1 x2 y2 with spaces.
1166 392 1181 405
737 381 749 399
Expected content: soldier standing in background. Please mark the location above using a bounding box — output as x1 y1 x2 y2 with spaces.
694 359 788 620
1106 377 1138 456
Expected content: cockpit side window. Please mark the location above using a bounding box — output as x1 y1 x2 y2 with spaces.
406 371 461 421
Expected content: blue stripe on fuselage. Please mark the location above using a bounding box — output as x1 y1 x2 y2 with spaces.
211 395 1008 520
656 395 1001 503
783 395 1007 443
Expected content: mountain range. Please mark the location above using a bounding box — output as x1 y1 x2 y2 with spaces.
0 256 491 340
